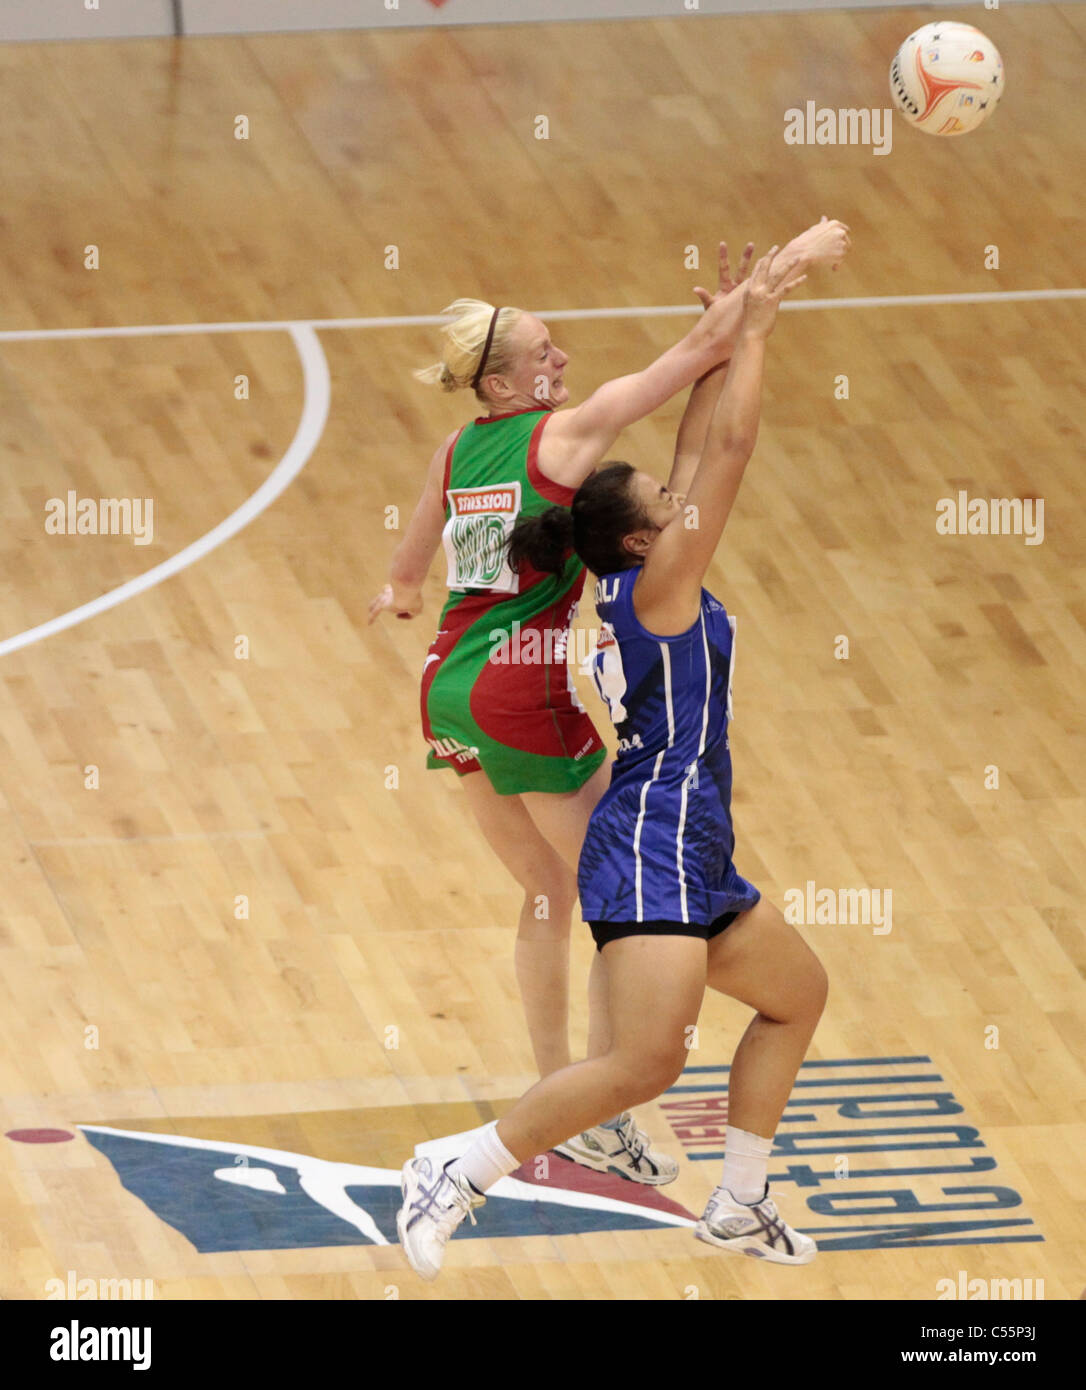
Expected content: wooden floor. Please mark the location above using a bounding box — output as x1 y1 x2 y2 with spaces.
1 4 1084 1300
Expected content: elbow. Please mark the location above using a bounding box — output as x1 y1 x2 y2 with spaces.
716 432 758 462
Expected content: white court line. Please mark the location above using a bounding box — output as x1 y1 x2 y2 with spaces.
0 324 331 658
0 287 1081 657
0 288 1082 343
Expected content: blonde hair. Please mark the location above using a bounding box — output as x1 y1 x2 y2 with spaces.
414 299 522 397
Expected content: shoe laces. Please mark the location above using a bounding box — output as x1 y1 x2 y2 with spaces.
614 1112 649 1168
410 1164 479 1239
713 1187 791 1248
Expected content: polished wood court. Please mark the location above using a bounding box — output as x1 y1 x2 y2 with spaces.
0 4 1083 1300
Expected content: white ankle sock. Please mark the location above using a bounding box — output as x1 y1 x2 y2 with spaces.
720 1125 772 1204
447 1122 519 1195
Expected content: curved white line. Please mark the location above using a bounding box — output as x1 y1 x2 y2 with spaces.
0 324 331 658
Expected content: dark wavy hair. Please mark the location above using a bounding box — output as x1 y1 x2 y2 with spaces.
508 462 649 578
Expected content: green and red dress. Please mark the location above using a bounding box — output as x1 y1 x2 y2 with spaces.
421 407 607 795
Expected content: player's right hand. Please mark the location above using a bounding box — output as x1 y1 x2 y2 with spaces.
793 215 852 272
740 248 808 338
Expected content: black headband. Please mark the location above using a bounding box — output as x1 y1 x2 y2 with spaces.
471 306 504 392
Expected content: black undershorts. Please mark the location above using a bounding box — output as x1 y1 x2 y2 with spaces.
588 909 746 953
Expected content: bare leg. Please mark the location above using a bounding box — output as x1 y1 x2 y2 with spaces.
523 763 613 1058
585 949 611 1058
521 762 610 872
706 898 828 1138
496 935 707 1161
459 773 578 1077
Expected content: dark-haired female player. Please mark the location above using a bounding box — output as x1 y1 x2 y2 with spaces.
370 260 749 1186
398 248 829 1277
371 221 848 1187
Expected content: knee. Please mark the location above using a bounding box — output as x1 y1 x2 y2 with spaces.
516 884 577 943
757 955 828 1028
520 861 578 925
782 956 828 1027
612 1046 686 1106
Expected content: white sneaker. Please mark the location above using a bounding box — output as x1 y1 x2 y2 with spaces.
695 1185 816 1265
554 1112 679 1185
396 1157 486 1281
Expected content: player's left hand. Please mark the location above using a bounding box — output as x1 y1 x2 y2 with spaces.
368 583 424 623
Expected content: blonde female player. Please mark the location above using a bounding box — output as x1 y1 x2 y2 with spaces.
371 220 848 1185
397 248 830 1276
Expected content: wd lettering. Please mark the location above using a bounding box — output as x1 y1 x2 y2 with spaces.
442 482 522 592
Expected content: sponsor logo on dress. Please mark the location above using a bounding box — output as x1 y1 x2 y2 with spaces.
448 487 518 516
426 735 479 765
444 483 522 592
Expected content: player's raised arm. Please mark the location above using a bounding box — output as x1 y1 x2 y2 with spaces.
668 218 849 499
539 273 749 487
633 249 806 636
667 239 754 500
542 218 850 491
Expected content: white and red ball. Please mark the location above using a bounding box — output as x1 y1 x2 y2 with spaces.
890 21 1004 137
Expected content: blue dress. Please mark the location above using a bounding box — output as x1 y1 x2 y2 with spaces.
578 567 760 926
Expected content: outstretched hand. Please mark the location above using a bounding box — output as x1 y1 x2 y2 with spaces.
740 247 809 338
693 239 756 312
783 214 852 274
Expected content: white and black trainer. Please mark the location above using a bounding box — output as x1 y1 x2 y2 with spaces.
554 1112 679 1185
396 1156 486 1281
695 1185 816 1264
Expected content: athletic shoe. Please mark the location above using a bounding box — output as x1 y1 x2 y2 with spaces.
554 1112 679 1185
695 1185 816 1265
396 1157 485 1281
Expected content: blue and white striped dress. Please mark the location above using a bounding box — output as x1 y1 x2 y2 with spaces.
578 568 760 925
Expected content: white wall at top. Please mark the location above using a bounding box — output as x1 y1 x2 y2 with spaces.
0 2 174 41
180 0 1031 38
0 0 1049 44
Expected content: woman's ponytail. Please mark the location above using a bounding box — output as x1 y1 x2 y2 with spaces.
413 300 520 397
508 507 575 576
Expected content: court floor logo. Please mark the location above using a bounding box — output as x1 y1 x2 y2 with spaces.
661 1055 1042 1251
10 1057 1039 1257
43 1118 696 1252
